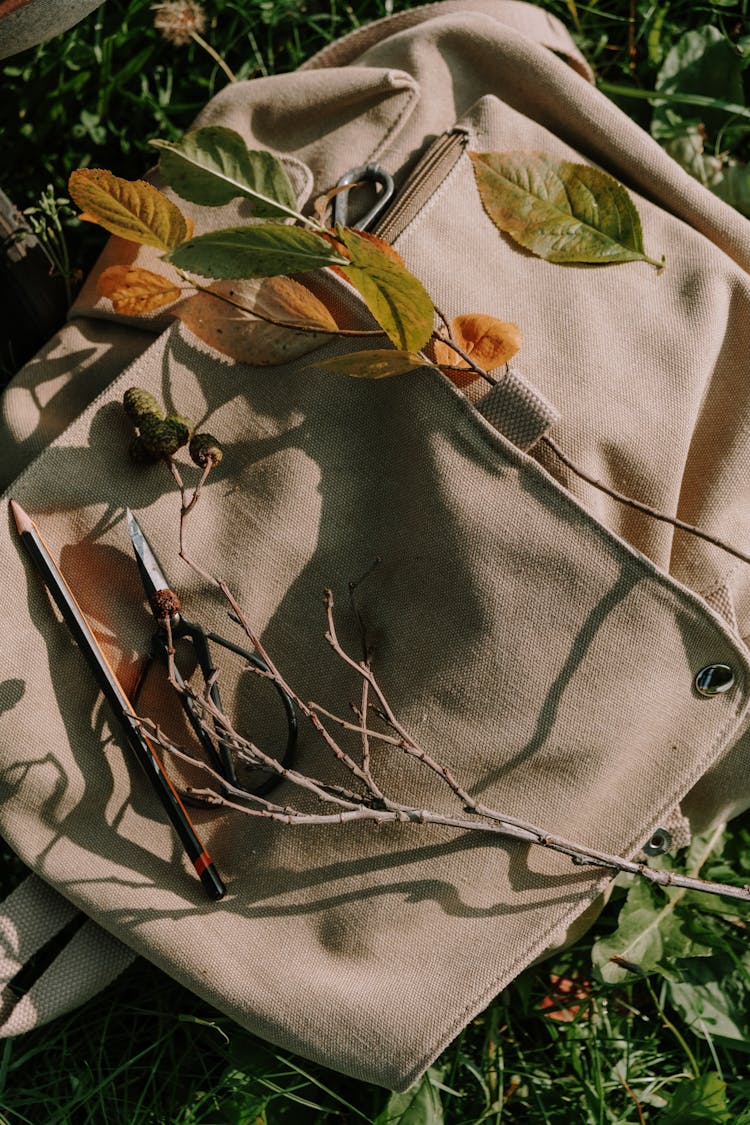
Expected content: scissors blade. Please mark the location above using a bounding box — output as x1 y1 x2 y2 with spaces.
126 509 172 606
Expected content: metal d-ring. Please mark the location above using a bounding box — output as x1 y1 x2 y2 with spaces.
332 163 395 231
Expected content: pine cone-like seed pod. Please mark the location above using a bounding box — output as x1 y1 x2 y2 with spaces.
129 433 162 464
139 414 192 456
169 414 194 439
189 432 224 468
124 387 164 423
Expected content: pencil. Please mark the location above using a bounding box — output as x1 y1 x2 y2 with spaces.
10 500 226 901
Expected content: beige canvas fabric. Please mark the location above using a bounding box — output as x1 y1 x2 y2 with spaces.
0 0 106 59
1 0 750 1090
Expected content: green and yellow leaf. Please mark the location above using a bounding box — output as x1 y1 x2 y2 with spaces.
151 127 300 219
316 349 431 379
68 169 189 250
168 224 348 278
335 227 435 352
178 278 336 365
470 151 664 269
97 265 182 315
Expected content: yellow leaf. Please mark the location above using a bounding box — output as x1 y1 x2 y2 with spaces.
434 313 522 372
178 278 337 365
469 152 664 269
97 266 182 315
68 169 189 251
316 349 430 379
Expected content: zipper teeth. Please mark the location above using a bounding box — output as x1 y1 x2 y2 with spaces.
372 128 470 244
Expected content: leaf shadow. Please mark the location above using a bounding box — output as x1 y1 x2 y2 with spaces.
0 679 25 717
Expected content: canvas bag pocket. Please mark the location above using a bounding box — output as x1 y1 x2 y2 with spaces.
3 298 750 1087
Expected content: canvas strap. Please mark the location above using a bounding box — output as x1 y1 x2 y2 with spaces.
478 368 560 452
0 875 134 1035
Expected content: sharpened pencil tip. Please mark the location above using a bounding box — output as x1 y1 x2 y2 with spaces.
9 499 33 535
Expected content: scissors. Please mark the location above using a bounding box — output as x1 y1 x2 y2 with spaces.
127 509 297 799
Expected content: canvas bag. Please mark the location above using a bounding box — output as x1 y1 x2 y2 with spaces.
1 0 750 1091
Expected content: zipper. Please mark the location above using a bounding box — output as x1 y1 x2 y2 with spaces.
371 127 470 243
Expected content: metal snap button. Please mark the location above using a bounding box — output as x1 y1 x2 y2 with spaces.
643 828 672 856
695 664 735 697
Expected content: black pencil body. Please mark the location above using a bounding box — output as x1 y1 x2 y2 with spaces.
11 501 226 901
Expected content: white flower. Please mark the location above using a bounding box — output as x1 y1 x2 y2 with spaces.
152 1 207 46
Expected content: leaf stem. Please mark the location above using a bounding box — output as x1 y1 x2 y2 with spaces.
431 331 499 386
183 275 385 337
189 30 237 85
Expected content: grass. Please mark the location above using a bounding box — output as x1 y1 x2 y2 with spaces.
1 0 750 1122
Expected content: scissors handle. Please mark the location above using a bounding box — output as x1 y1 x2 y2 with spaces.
169 618 297 797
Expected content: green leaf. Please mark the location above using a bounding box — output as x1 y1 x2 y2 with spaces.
653 26 746 141
663 127 725 188
374 1069 444 1125
315 349 432 379
336 227 435 351
710 162 750 219
592 877 713 984
469 151 664 269
151 127 301 219
68 168 189 250
168 224 348 278
667 952 750 1047
660 1073 730 1124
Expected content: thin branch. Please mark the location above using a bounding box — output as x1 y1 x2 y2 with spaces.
319 591 750 902
542 435 750 570
142 708 750 903
155 444 750 905
307 702 403 748
433 305 453 336
431 330 499 386
137 716 290 813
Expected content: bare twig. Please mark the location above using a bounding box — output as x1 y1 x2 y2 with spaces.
143 695 750 902
148 430 750 906
432 330 499 386
542 435 750 570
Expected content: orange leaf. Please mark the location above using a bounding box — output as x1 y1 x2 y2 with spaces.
436 313 522 372
178 277 337 365
97 266 182 315
538 974 592 1022
238 274 338 332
